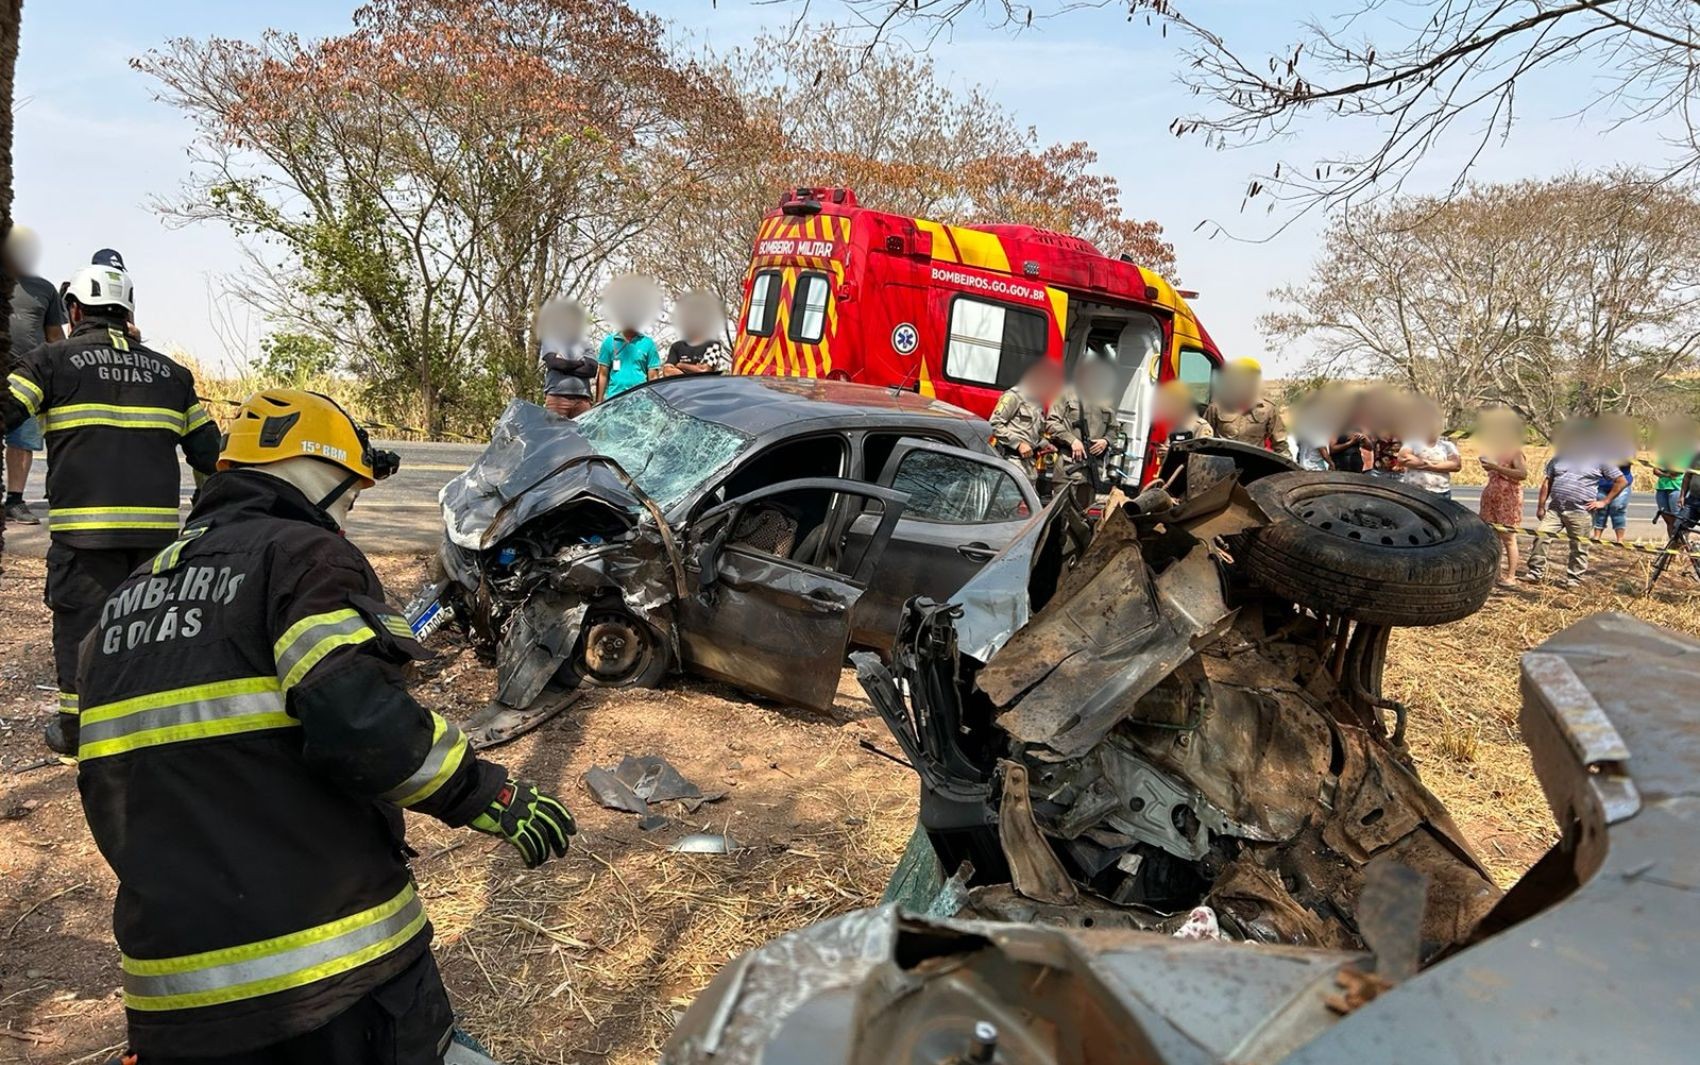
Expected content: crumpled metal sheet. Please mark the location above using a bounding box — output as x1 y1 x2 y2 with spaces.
583 765 648 813
949 494 1093 664
663 906 901 1065
440 400 645 550
997 761 1079 904
987 542 1236 759
495 595 587 708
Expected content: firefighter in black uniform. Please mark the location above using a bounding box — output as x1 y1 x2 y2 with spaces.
74 389 575 1064
2 264 220 754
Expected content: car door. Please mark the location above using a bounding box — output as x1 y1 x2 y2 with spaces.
842 439 1041 649
676 477 908 712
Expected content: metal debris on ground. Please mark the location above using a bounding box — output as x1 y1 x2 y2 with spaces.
671 833 740 854
582 753 725 822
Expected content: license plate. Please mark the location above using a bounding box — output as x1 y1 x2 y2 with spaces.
403 579 454 640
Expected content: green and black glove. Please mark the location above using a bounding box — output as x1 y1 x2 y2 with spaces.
470 779 576 868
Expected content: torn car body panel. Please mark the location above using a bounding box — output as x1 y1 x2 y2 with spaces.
667 612 1700 1063
866 454 1500 943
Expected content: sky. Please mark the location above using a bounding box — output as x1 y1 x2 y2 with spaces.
13 0 1686 375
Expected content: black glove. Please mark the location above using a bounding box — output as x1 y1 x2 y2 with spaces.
470 779 575 868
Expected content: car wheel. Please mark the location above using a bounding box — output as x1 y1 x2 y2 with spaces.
569 609 669 688
1243 472 1498 626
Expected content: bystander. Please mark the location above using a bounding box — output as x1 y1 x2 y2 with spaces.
1475 407 1528 589
1395 399 1462 499
536 299 597 419
1524 421 1627 589
4 225 67 525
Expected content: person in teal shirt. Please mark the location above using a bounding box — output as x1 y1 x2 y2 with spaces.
595 328 660 401
1652 416 1700 537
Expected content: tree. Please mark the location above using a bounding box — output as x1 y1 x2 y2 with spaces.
0 0 19 381
822 0 1700 220
256 331 339 387
138 0 737 433
1263 171 1700 436
637 28 1176 311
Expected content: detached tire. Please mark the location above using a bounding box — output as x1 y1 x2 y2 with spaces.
1243 472 1498 626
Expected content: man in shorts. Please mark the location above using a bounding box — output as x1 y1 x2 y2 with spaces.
5 225 67 525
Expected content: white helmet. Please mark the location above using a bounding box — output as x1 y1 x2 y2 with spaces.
65 264 134 315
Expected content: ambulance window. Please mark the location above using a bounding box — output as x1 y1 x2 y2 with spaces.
746 271 781 337
1178 348 1214 405
944 297 1048 389
790 273 831 343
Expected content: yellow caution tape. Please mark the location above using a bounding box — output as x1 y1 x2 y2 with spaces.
196 395 486 443
1484 521 1699 557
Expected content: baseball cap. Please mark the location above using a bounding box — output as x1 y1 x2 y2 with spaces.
91 248 126 270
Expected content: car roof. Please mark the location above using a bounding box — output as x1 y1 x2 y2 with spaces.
641 374 989 438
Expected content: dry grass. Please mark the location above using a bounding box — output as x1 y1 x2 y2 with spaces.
1387 547 1700 884
6 547 1700 1062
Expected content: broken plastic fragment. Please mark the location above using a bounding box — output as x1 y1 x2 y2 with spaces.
1172 905 1224 941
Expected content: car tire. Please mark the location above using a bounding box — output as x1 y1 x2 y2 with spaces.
565 608 670 688
1243 472 1498 626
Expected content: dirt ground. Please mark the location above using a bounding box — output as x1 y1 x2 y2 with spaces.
3 546 1698 1063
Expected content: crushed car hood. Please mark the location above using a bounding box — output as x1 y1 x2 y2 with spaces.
440 400 647 550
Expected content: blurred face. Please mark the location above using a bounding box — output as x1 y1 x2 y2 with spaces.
1554 417 1589 455
1155 381 1196 425
1597 414 1635 457
602 275 662 332
1075 358 1115 405
1294 388 1349 441
537 300 585 343
5 226 40 276
1216 365 1260 409
1476 408 1524 453
674 292 725 344
1654 416 1700 457
1022 360 1063 404
1394 396 1436 442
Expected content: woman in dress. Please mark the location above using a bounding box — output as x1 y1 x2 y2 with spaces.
1476 407 1528 588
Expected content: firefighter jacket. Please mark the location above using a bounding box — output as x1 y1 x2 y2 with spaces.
4 318 219 549
74 470 507 1057
1204 396 1289 457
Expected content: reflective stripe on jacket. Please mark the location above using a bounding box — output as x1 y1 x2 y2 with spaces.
75 470 504 1057
6 319 219 549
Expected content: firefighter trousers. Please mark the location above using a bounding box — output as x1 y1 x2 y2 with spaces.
45 542 155 736
125 951 458 1065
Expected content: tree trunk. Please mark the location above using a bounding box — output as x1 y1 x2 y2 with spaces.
0 1 19 563
0 0 20 374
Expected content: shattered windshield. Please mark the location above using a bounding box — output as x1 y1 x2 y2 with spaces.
573 388 751 510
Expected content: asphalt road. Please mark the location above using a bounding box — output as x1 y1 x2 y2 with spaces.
4 439 487 558
3 448 1672 558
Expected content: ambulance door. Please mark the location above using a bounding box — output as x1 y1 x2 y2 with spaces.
865 281 930 392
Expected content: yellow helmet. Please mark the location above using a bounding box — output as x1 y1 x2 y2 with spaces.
219 389 398 488
1231 355 1264 374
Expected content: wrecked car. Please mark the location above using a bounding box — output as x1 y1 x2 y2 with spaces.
417 375 1042 742
856 439 1505 947
663 448 1692 1063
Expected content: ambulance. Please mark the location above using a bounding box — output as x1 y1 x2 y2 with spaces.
731 186 1223 484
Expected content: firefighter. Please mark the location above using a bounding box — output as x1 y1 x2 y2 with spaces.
1045 357 1119 494
75 389 574 1064
1204 356 1289 458
2 264 219 755
990 359 1062 486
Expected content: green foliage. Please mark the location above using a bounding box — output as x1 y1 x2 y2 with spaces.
256 332 338 387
